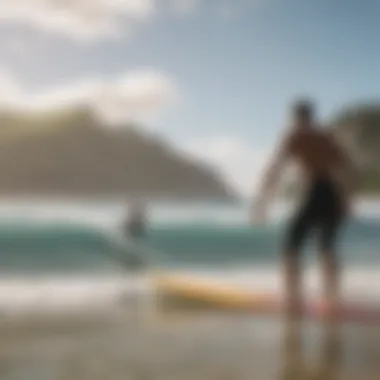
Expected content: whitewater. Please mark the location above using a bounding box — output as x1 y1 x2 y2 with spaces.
0 199 378 314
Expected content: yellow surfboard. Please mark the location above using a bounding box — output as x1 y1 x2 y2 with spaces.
154 273 380 324
154 274 279 312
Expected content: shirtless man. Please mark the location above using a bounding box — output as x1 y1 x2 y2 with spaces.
253 100 357 317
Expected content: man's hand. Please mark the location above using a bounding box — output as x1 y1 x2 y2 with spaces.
250 131 292 226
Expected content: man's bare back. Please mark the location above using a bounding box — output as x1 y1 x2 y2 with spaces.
286 128 349 184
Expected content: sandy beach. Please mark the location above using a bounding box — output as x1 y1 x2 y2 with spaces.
0 304 380 380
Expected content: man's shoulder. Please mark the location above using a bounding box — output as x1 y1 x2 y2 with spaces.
280 129 301 153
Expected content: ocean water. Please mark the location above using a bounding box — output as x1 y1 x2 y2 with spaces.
0 198 378 312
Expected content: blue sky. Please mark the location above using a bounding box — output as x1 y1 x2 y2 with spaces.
0 0 378 195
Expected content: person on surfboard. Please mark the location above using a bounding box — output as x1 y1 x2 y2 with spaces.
253 99 357 317
124 199 147 240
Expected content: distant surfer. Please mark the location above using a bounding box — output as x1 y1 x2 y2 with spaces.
124 199 147 241
253 99 357 317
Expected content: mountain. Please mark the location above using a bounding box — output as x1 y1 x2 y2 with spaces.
0 108 236 200
331 103 380 195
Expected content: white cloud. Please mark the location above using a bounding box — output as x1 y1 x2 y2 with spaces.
180 135 270 196
180 134 301 196
0 0 202 41
0 1 156 41
0 67 178 125
3 36 31 56
0 0 258 42
0 69 27 108
93 69 179 124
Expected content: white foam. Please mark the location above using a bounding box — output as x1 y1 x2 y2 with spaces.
0 274 153 314
0 199 376 313
0 266 379 313
0 198 377 228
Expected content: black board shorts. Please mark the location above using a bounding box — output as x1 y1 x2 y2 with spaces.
285 176 345 252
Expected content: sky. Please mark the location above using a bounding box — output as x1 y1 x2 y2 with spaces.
0 0 379 196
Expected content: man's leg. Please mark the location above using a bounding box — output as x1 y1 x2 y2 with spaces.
280 317 305 380
320 249 340 317
319 216 343 318
313 319 342 380
284 211 312 316
284 250 302 316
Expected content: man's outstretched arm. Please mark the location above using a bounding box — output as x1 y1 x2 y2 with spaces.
252 135 292 222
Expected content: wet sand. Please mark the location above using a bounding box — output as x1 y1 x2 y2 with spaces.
0 306 380 380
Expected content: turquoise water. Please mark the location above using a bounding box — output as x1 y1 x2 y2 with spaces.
0 200 377 310
0 201 378 272
146 217 380 267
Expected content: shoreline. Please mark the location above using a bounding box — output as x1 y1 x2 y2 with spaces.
0 309 379 380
